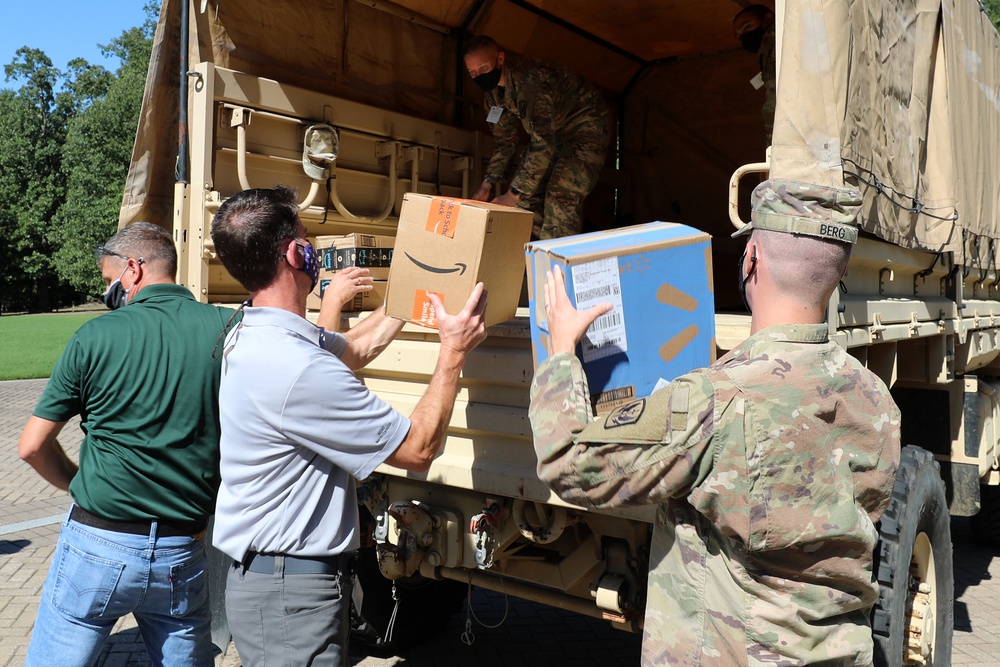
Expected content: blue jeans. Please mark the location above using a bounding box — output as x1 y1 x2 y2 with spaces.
25 508 213 667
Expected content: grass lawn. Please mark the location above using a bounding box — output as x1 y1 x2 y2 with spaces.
0 311 105 380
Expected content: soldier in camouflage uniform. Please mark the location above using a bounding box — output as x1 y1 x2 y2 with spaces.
463 35 611 240
734 5 777 145
528 179 901 666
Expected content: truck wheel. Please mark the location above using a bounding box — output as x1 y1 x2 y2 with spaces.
351 546 467 649
871 445 953 666
969 484 1000 547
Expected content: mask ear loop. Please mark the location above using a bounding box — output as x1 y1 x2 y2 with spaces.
118 256 146 303
737 248 757 314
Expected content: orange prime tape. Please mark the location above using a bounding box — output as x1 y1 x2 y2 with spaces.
425 198 460 238
411 289 440 328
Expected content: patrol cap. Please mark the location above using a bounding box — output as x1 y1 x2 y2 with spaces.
732 178 863 244
302 123 339 181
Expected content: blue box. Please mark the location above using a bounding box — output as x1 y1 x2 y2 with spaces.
525 222 715 413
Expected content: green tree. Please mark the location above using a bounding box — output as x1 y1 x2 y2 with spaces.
0 3 156 312
0 48 75 313
52 9 156 299
985 0 1000 33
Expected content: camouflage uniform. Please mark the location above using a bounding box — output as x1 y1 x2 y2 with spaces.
529 180 901 666
759 23 776 144
482 54 611 239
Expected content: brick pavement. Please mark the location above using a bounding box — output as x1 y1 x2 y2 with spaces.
1 377 999 666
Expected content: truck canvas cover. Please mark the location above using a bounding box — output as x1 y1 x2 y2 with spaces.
122 0 1000 267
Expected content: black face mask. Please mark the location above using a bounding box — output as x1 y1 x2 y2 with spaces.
740 26 767 53
737 249 757 314
473 65 503 92
102 265 130 310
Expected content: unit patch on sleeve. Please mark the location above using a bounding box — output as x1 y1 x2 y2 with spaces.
604 398 646 429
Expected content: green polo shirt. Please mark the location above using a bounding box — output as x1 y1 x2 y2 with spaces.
34 284 235 523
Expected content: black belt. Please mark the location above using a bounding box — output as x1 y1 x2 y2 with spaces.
69 505 207 539
239 551 349 575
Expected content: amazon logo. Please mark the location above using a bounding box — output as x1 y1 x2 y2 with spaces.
404 252 467 275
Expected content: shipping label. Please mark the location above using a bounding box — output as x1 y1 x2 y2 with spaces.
571 257 627 362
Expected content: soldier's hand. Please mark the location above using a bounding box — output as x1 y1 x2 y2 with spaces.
472 181 492 202
429 283 489 355
545 266 612 355
491 190 519 208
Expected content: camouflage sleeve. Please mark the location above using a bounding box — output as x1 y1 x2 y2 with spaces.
528 352 595 458
529 353 717 510
508 83 559 196
485 102 521 183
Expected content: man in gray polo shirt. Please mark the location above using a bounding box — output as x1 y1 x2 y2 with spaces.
209 185 489 666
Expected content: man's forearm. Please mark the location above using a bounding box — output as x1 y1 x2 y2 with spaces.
386 346 465 471
341 308 405 370
18 417 76 491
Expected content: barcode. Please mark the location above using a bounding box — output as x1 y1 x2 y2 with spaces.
576 284 612 302
590 336 624 349
591 311 622 331
598 387 634 402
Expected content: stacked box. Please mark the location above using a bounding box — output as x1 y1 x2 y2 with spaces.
385 193 533 328
525 222 715 414
307 278 388 312
317 234 395 280
307 234 395 311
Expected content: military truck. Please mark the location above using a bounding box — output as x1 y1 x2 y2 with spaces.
121 0 1000 664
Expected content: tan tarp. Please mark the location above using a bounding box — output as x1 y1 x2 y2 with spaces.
121 0 1000 269
775 0 1000 264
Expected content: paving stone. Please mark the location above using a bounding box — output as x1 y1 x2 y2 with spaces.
1 378 999 666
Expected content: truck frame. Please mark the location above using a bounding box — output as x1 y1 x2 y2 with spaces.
122 1 1000 665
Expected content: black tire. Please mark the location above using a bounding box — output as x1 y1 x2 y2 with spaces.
351 546 468 649
872 445 953 666
969 484 1000 547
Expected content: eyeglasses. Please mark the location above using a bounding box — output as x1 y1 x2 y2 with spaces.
95 244 128 261
96 244 145 264
277 237 310 260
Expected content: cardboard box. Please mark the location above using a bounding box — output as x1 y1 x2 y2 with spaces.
526 222 715 414
316 234 395 280
385 193 533 328
307 279 388 312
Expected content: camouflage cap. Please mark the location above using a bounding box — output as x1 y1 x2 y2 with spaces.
732 178 863 244
302 124 339 181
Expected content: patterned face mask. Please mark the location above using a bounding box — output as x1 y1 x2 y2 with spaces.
296 240 320 292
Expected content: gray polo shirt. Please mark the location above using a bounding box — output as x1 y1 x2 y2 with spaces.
213 307 410 561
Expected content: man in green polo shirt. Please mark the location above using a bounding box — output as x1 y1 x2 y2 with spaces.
17 222 235 667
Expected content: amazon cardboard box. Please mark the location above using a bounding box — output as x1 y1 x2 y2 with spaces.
385 193 533 328
306 279 388 312
306 234 394 311
316 234 395 280
526 222 715 414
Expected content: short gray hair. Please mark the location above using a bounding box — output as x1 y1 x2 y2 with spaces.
101 222 177 276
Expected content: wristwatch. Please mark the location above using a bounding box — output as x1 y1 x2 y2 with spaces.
510 186 525 199
483 174 499 184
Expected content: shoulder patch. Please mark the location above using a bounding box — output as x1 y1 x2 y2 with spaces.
604 399 646 429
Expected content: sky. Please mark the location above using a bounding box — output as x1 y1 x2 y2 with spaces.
0 0 152 86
